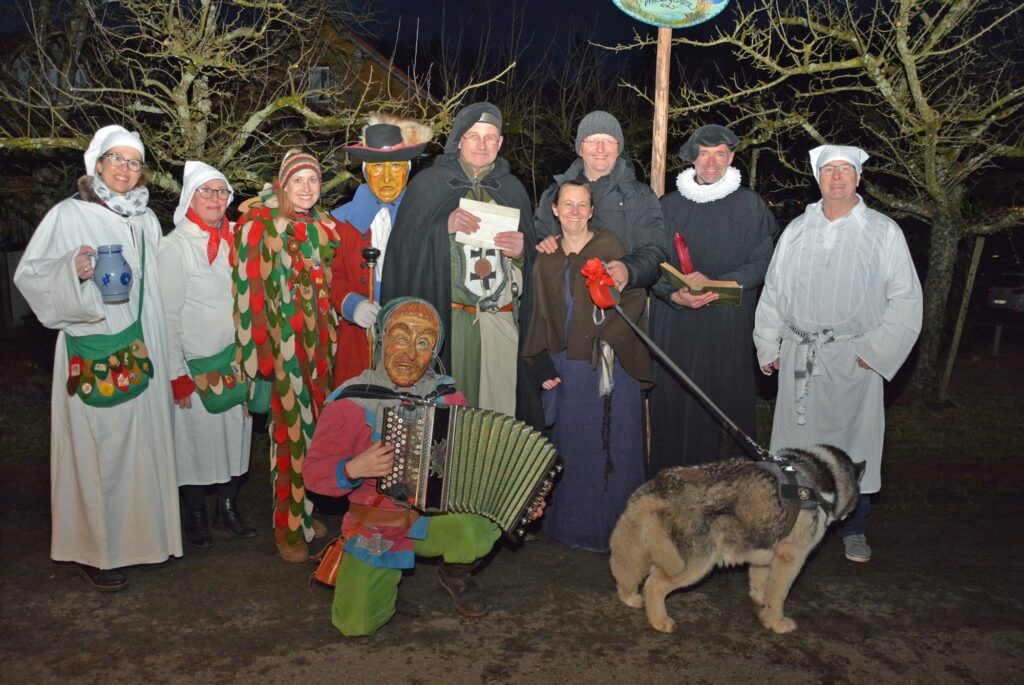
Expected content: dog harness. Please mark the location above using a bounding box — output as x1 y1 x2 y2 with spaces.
755 461 835 537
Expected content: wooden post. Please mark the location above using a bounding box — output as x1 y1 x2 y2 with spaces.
645 28 672 467
650 27 671 197
938 235 985 403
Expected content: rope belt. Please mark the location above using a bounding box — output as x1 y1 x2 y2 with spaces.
451 301 513 314
782 324 857 426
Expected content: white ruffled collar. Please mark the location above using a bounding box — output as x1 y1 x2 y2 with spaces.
676 166 742 203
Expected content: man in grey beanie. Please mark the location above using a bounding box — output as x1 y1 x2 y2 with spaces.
534 111 668 291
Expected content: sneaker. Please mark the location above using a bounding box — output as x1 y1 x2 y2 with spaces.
843 534 871 562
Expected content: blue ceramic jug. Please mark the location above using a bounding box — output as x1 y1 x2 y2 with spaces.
91 244 133 304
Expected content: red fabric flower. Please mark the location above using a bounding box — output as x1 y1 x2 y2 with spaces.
581 258 619 309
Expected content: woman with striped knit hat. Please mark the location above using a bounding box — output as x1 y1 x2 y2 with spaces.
232 149 339 562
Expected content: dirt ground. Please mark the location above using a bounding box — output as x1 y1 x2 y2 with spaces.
1 322 1021 685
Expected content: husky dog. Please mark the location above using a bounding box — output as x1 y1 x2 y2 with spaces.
609 445 863 634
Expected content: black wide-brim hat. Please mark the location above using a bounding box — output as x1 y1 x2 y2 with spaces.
343 123 428 162
679 124 740 162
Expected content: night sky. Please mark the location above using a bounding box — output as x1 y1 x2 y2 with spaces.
362 0 666 66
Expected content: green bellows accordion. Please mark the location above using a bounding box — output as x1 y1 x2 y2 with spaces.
378 401 561 537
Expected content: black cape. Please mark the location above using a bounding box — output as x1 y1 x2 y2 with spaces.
647 184 776 476
381 152 543 429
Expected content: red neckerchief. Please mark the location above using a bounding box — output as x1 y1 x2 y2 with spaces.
187 207 232 264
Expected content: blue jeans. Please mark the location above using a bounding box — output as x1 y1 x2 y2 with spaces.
836 494 871 538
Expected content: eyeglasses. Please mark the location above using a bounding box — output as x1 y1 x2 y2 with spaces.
820 164 855 177
102 153 144 172
462 132 500 146
583 137 618 149
195 186 231 200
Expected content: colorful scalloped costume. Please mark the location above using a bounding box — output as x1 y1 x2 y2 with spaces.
232 186 339 551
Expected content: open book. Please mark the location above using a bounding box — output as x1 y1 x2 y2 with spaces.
660 262 742 307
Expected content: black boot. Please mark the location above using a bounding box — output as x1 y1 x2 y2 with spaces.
438 560 488 617
184 506 213 549
78 564 128 592
213 496 257 538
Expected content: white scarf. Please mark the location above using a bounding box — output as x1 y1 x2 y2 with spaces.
675 166 742 204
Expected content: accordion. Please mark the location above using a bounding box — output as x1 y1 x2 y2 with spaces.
377 401 561 537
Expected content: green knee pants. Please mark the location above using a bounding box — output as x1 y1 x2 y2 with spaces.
331 513 500 637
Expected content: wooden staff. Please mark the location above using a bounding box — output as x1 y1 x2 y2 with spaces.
361 247 381 369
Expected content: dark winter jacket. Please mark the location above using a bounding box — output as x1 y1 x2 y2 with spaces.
534 157 669 290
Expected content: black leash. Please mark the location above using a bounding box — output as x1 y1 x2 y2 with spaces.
592 276 773 463
588 268 842 531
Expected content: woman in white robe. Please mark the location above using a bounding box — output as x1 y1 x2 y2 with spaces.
159 161 255 548
14 125 182 591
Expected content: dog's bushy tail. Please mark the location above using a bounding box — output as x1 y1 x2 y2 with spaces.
610 494 668 604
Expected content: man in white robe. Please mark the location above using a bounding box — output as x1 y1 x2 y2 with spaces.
753 144 923 563
14 125 181 591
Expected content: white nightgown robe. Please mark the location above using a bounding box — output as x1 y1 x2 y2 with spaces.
753 196 923 493
158 218 252 486
15 196 182 569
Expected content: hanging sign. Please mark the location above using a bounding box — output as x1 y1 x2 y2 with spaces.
612 0 730 29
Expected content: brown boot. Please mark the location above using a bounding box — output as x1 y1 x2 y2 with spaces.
275 528 309 563
311 518 328 539
438 560 488 617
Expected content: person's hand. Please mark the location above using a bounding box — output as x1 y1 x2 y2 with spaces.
74 246 96 281
346 441 395 479
856 357 873 371
175 396 192 409
528 500 546 522
494 230 524 259
670 288 720 308
353 300 381 328
761 358 780 375
606 260 629 290
668 271 719 308
536 235 559 254
447 208 481 235
541 377 562 390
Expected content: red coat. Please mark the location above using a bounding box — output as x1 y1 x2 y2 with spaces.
330 221 375 387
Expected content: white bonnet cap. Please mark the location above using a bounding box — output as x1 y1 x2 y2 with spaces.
84 125 145 175
809 145 869 182
174 160 234 226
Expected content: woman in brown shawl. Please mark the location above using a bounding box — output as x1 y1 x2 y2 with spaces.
522 180 651 552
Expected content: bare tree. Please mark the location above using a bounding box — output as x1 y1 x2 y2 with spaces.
0 0 516 228
613 0 1024 398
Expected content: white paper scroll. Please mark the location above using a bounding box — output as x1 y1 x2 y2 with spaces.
454 198 521 249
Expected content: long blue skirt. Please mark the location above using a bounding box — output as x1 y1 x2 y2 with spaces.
541 351 644 553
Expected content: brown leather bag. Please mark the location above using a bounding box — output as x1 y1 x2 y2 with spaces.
309 493 386 589
310 537 346 588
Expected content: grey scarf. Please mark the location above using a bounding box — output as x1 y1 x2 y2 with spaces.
91 175 150 217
